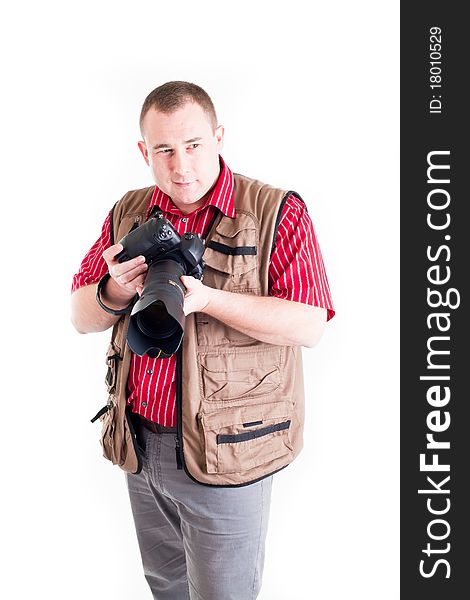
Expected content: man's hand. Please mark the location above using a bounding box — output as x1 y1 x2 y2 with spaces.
71 245 148 334
181 275 211 315
102 243 148 308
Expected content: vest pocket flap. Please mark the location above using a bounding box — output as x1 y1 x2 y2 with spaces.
203 214 258 277
199 401 294 475
199 347 282 401
201 399 292 430
215 213 256 238
203 247 257 277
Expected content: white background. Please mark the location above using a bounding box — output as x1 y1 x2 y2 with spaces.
1 1 399 598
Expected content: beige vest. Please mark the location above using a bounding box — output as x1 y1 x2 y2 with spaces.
98 173 305 486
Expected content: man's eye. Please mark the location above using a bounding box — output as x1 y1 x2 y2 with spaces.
157 148 172 154
189 143 199 149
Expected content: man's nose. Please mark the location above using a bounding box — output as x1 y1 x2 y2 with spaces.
172 149 191 176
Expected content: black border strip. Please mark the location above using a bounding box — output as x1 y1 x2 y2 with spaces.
401 4 467 598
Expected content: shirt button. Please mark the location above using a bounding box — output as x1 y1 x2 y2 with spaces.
147 369 153 375
181 217 188 222
141 401 147 408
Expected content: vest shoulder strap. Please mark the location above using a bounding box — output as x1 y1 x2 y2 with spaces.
109 202 117 246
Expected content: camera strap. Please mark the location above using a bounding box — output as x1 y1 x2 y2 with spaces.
147 204 161 220
147 202 222 245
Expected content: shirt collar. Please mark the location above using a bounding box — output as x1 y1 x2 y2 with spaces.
147 155 235 219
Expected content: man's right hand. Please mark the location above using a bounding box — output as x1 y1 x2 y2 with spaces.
71 245 149 334
101 243 148 308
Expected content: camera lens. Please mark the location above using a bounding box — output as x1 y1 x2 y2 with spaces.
136 301 179 339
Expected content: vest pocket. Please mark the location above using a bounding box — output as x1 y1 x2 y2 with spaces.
105 341 122 394
100 403 120 464
199 400 294 474
202 214 259 293
203 246 257 277
199 347 282 402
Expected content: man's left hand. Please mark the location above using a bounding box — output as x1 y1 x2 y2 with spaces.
181 275 211 315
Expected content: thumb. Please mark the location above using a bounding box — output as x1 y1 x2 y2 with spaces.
180 275 194 289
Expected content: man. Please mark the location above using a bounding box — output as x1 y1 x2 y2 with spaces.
71 81 334 600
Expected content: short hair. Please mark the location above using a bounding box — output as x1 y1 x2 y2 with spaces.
140 81 218 134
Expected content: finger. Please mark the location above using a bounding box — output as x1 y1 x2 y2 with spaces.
102 243 123 265
182 300 191 316
110 255 146 278
113 262 148 285
180 275 195 288
130 274 147 291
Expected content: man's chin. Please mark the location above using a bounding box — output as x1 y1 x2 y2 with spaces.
171 189 208 213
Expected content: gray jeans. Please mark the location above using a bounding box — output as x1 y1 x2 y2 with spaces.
126 424 273 600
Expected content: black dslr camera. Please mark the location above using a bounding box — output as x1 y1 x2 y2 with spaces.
116 213 205 358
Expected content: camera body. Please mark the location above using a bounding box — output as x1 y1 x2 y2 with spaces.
116 213 205 280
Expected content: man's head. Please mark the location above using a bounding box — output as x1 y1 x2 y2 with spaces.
138 81 224 214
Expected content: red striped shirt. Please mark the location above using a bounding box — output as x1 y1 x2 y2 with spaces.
72 157 335 426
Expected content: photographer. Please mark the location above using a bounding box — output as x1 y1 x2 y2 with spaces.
71 81 334 600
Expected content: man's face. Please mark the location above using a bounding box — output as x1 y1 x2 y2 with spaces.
138 102 224 214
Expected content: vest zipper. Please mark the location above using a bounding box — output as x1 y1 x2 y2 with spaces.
174 436 183 469
90 401 113 423
173 211 221 473
175 347 184 470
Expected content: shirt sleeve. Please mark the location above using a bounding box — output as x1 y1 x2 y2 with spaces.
268 194 335 320
71 210 112 292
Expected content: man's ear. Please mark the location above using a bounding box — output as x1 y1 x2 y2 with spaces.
137 140 150 166
214 125 224 152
